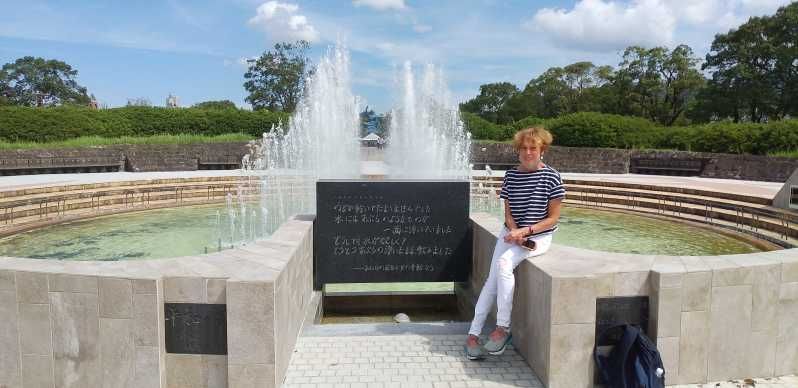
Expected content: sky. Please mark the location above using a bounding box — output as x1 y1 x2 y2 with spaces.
0 0 793 112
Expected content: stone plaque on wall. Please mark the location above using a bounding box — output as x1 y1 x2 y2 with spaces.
595 296 649 346
314 180 471 289
165 303 227 355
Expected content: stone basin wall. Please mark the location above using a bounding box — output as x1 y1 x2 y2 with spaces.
1 206 797 388
468 213 798 388
0 215 316 388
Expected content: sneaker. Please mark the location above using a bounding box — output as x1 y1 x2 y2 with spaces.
465 336 486 361
484 330 512 355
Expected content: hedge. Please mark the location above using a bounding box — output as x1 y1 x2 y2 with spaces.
2 107 796 156
464 111 798 156
0 106 289 142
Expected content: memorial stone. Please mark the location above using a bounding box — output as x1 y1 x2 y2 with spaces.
314 180 471 289
595 296 650 346
164 303 227 355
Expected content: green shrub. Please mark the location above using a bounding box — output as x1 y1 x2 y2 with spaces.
0 106 289 142
502 116 546 140
461 112 508 141
545 112 657 149
0 133 254 149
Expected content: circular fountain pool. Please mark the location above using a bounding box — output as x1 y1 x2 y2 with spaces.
0 203 769 261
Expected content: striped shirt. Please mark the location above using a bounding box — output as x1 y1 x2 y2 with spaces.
499 165 566 237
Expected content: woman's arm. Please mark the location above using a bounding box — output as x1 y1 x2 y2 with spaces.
528 198 562 234
504 198 563 244
504 200 517 230
502 200 523 244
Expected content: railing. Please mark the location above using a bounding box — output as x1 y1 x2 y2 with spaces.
564 187 796 246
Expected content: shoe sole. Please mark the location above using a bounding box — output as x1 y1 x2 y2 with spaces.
464 345 485 361
486 335 512 355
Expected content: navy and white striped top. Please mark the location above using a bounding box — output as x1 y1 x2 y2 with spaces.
499 165 566 237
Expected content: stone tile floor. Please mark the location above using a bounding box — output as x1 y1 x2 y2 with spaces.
281 323 798 388
282 333 543 388
668 375 798 388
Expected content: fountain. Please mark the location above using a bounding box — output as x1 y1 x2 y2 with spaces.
0 44 773 259
386 62 471 179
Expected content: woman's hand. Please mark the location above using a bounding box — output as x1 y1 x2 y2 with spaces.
503 227 528 245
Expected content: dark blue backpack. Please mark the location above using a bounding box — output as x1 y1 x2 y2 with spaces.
594 324 666 388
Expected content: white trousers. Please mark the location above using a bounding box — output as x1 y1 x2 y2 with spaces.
468 227 553 336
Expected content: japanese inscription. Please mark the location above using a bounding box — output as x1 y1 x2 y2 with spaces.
314 180 471 288
595 296 650 346
164 303 227 355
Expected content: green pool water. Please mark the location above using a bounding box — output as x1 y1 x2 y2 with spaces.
552 206 762 256
0 205 268 261
0 203 764 261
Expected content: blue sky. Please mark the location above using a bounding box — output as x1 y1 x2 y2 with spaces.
0 0 792 112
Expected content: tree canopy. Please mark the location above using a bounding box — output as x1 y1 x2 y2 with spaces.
461 2 797 126
697 2 798 122
0 56 90 107
192 100 238 110
243 41 314 112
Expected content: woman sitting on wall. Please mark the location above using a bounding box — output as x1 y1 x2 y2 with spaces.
465 127 565 360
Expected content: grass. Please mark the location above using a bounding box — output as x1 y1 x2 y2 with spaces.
769 149 798 158
0 133 255 150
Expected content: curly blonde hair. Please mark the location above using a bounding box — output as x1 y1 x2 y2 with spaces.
513 127 553 152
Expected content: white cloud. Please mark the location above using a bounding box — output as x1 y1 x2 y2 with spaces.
248 1 320 42
526 0 676 51
352 0 407 11
224 56 257 67
739 0 792 14
412 24 432 33
375 42 397 53
525 0 794 52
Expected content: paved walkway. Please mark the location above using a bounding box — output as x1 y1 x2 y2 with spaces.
282 322 543 388
282 323 798 388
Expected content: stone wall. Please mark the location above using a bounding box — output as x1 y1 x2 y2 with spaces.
0 142 250 174
631 149 798 182
469 213 798 388
0 215 315 388
1 142 795 181
472 142 798 182
471 143 631 174
119 143 249 172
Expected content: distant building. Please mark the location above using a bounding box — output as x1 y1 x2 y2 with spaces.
360 133 383 147
166 94 180 108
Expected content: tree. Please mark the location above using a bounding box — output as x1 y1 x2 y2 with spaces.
0 56 90 107
459 82 519 123
520 67 569 118
243 41 313 112
193 100 237 110
614 45 705 126
698 2 798 122
561 62 612 113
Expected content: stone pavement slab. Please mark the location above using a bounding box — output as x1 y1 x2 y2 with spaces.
282 322 543 388
281 323 797 388
670 374 798 388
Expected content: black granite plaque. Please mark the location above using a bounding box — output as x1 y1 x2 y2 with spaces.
595 296 649 346
164 303 227 355
314 180 471 288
